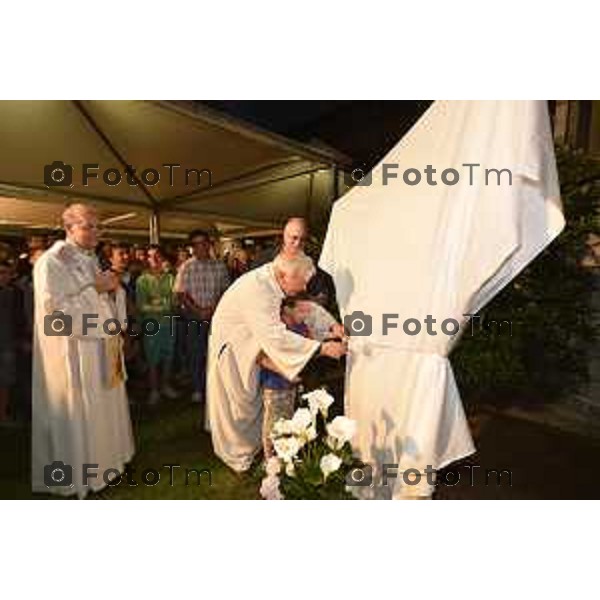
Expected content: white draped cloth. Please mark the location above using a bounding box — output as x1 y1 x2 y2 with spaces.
32 240 134 498
319 101 565 499
206 262 335 471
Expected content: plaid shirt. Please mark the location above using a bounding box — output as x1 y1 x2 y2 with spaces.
174 257 230 309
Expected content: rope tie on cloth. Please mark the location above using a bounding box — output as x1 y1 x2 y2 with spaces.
348 337 450 360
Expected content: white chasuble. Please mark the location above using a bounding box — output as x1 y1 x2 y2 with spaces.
319 101 565 498
32 240 134 498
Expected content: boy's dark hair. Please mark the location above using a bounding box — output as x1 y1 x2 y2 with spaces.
189 229 209 242
111 242 131 254
281 293 313 311
147 243 164 256
0 260 13 269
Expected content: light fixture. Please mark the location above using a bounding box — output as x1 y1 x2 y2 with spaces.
101 212 138 225
0 219 33 226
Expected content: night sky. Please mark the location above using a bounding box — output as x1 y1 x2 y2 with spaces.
203 100 432 168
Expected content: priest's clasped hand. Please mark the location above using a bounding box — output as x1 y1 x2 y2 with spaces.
95 270 119 294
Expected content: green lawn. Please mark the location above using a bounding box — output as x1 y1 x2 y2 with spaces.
0 396 261 500
4 381 600 500
0 361 345 500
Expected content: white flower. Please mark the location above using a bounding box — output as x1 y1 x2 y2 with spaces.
320 453 342 480
303 389 335 417
326 416 356 449
326 435 339 450
290 407 313 434
272 418 294 437
265 456 281 477
295 423 317 446
260 475 283 500
273 436 301 463
285 462 296 477
304 425 318 442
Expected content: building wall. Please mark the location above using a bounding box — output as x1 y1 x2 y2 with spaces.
552 100 600 156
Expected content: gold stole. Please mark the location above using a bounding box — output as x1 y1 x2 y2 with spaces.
105 336 125 388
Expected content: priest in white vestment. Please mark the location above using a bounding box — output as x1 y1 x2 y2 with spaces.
32 204 134 499
319 101 565 499
206 253 346 472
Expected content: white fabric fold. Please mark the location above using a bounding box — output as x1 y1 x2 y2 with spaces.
319 101 565 499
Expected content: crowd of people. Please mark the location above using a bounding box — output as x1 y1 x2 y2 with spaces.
0 215 332 429
0 235 44 424
2 204 345 498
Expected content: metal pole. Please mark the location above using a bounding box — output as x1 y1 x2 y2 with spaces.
71 101 157 207
149 210 160 244
332 166 339 200
306 172 314 229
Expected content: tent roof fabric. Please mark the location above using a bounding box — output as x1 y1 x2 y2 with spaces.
0 100 349 237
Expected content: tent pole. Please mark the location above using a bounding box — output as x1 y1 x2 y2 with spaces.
306 172 314 229
332 166 339 200
149 209 161 244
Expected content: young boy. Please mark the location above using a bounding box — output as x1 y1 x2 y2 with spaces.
136 245 178 405
258 294 314 458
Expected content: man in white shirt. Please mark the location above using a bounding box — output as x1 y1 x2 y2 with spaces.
174 229 230 403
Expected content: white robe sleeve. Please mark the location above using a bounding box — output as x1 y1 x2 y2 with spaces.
35 253 104 339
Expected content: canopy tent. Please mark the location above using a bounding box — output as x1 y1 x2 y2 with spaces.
0 100 349 241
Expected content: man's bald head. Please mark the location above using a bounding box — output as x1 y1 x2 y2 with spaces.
62 203 99 250
282 217 307 258
62 203 97 228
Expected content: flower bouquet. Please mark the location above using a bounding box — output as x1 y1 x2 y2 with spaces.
260 388 358 500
